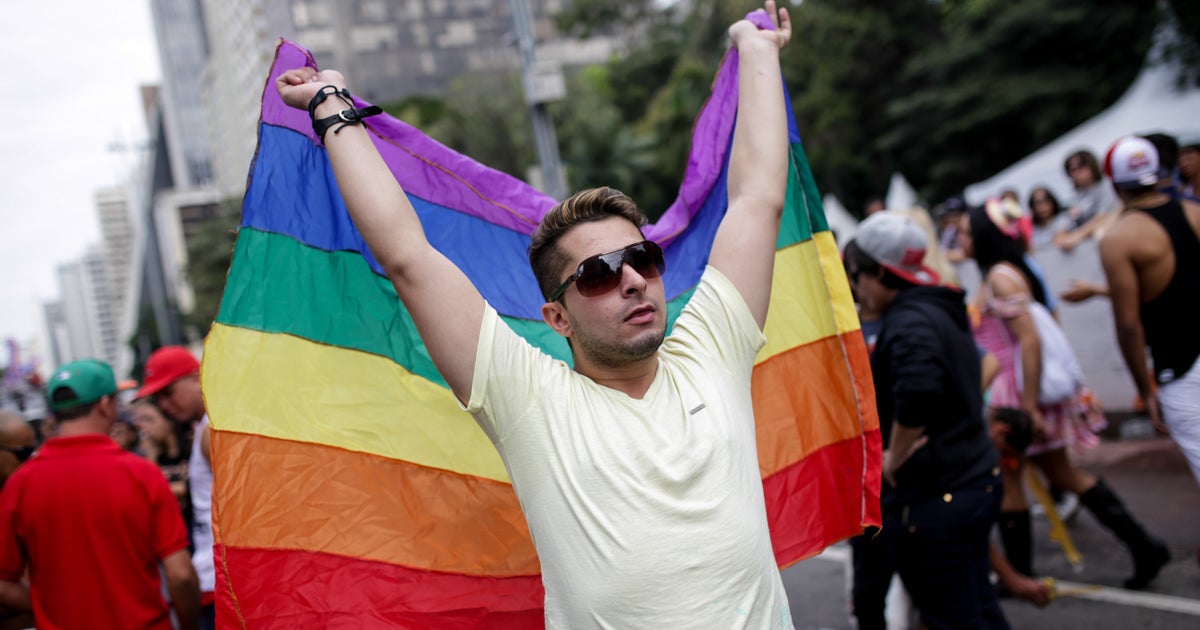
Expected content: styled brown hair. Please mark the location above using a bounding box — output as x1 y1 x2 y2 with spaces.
528 187 648 300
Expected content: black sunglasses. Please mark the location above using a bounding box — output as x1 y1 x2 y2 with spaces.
549 240 666 301
0 446 35 463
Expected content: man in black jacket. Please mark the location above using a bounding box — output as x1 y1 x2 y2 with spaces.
850 211 1009 630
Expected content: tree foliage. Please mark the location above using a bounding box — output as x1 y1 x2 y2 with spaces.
183 197 241 339
884 0 1159 203
1163 0 1200 86
555 0 660 38
385 0 1192 218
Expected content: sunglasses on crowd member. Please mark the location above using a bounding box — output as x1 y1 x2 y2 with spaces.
549 240 666 302
0 446 35 463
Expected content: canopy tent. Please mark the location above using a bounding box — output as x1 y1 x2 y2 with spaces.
965 31 1200 205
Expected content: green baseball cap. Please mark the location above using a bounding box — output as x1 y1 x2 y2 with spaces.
46 359 118 411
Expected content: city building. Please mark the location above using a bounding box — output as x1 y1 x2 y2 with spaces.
52 246 121 369
150 0 217 189
122 0 619 365
198 0 618 199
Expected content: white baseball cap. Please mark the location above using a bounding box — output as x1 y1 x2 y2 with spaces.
856 212 940 286
1104 136 1160 189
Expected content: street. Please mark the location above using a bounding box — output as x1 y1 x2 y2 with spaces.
781 432 1200 629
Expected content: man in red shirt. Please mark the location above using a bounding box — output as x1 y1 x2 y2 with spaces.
0 359 199 629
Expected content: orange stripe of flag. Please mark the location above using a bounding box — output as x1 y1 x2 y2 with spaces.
752 331 877 476
211 430 539 577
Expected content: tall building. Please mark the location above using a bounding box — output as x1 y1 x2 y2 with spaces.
55 260 93 362
149 0 216 189
155 188 223 319
197 0 617 198
95 187 136 323
199 0 283 197
95 186 142 377
41 302 69 370
133 0 618 358
54 246 121 368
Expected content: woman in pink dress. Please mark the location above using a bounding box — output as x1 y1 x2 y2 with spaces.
961 199 1169 590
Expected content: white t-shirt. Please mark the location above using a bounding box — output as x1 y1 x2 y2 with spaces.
465 267 793 630
188 414 215 593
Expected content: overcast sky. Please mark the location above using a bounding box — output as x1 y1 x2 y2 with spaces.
0 1 159 366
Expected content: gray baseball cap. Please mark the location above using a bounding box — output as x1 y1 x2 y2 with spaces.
856 212 940 286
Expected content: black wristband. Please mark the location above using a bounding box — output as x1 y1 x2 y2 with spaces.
307 85 382 142
307 85 352 119
313 104 384 142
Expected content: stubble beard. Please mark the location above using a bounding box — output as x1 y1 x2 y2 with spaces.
570 316 665 370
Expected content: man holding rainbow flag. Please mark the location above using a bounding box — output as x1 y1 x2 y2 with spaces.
275 2 795 628
206 0 880 623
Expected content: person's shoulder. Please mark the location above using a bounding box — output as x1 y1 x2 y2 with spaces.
1101 209 1162 250
882 296 942 332
0 462 37 493
985 263 1029 298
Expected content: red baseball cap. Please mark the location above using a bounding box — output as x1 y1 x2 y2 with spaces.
135 346 200 399
1104 135 1160 189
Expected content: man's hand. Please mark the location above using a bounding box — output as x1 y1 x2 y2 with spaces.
276 67 347 111
881 435 928 487
1026 407 1048 442
1060 279 1108 304
729 1 792 53
1147 396 1169 435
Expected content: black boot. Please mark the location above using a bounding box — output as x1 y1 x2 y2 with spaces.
1079 478 1171 589
998 510 1035 577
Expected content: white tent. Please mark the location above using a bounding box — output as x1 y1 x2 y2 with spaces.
821 194 859 247
965 32 1200 205
885 172 919 212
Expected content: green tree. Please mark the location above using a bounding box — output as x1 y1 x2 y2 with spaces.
1164 0 1200 86
183 197 241 340
555 0 661 38
885 0 1159 202
783 0 944 214
554 0 764 217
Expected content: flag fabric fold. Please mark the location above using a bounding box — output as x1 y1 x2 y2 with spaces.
202 37 880 628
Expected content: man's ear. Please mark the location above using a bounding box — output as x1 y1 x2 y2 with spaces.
100 395 119 420
542 301 573 339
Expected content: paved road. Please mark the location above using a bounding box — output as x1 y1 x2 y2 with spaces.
781 434 1200 629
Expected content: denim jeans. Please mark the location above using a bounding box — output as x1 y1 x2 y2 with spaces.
882 474 1009 630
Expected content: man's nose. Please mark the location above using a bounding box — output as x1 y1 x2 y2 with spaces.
620 263 648 295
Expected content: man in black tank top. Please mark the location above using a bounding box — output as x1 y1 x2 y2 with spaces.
1100 136 1200 492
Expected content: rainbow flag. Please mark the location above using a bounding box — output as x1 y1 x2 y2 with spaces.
202 37 880 628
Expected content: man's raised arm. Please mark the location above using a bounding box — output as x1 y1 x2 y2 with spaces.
277 69 483 402
708 0 792 329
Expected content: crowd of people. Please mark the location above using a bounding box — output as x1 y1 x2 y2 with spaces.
0 346 215 629
846 131 1199 628
0 2 1196 625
